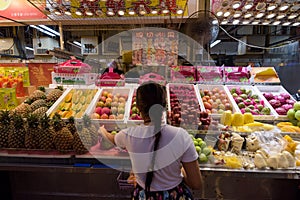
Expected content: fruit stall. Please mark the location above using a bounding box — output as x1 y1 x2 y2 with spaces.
0 64 299 199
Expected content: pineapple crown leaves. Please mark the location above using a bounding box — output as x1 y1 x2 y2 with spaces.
37 86 46 92
24 98 33 105
0 110 11 125
55 85 64 91
67 116 75 124
82 114 91 126
75 122 84 132
40 114 51 129
11 114 24 128
52 113 64 131
27 113 40 128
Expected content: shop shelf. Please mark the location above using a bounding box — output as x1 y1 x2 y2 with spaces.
195 84 239 119
225 85 278 121
46 88 99 119
255 85 296 121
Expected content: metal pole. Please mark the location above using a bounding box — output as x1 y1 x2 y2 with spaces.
59 23 64 50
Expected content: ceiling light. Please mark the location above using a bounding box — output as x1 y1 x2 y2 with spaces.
233 11 242 18
216 11 223 17
64 8 71 16
139 5 147 15
256 2 266 10
272 21 281 25
232 1 241 9
30 25 56 37
85 9 93 16
176 8 184 15
73 41 82 47
95 9 103 16
221 20 228 25
255 13 264 18
266 13 276 19
262 21 271 25
54 8 62 15
267 4 277 11
251 21 260 25
210 40 221 48
276 13 286 19
279 4 289 11
282 22 292 26
118 9 125 16
151 9 158 14
128 8 135 15
232 19 240 25
39 25 60 36
107 8 115 16
223 11 231 17
292 22 300 26
162 7 169 14
25 46 34 51
212 19 219 25
290 4 300 12
244 13 253 18
288 13 298 19
244 2 254 10
75 9 83 16
242 20 250 25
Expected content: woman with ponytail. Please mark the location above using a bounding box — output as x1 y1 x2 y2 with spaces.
100 81 202 200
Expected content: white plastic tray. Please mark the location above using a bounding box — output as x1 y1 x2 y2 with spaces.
195 84 240 119
225 85 278 121
255 85 295 120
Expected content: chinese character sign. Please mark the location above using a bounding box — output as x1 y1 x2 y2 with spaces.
132 29 178 66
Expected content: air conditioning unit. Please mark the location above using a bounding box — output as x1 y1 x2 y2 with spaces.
81 36 98 55
33 37 59 55
0 38 16 55
238 36 265 55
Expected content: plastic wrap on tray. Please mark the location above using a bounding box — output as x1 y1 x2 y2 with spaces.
170 66 197 83
196 84 239 119
197 66 223 84
225 85 278 120
225 66 251 84
47 88 99 119
86 87 131 123
255 85 295 120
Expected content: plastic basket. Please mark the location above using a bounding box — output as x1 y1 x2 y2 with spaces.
117 171 135 190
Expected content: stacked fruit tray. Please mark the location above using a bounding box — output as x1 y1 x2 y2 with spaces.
47 88 99 119
196 84 239 119
86 87 132 126
225 85 277 121
255 85 296 121
167 83 205 130
126 88 144 126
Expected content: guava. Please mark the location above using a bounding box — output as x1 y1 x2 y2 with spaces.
294 102 300 111
287 109 296 120
199 153 208 163
295 110 300 121
202 147 211 156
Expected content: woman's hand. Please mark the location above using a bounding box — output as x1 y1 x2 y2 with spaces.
98 125 116 145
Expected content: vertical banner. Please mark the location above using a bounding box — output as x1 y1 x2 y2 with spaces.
132 29 178 66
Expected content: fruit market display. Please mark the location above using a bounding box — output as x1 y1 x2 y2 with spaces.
167 84 211 130
228 86 272 116
129 91 142 121
275 102 300 133
10 86 64 118
262 92 295 115
90 89 129 120
49 88 97 119
199 86 233 114
191 134 212 164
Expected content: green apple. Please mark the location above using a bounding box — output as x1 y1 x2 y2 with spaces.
199 153 208 163
287 109 296 120
294 102 300 111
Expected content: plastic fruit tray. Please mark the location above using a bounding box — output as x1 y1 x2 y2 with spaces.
225 85 278 121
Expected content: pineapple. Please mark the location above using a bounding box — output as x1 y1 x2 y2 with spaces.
52 113 66 132
0 110 12 148
8 114 26 148
25 114 40 149
38 115 55 150
83 114 99 146
30 99 47 112
29 90 46 102
66 116 77 135
10 103 32 118
32 107 48 118
46 86 64 103
73 123 92 154
53 127 74 151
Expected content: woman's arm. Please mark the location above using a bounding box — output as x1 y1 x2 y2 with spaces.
99 125 116 145
181 160 202 190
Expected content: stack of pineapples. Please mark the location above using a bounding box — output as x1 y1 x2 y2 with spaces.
0 109 100 154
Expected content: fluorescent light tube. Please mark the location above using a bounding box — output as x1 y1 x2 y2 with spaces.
73 41 82 47
25 46 34 51
38 25 60 36
210 40 221 48
30 25 56 37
